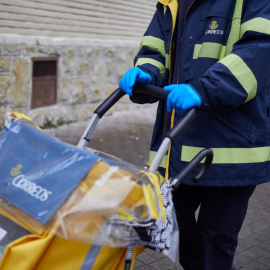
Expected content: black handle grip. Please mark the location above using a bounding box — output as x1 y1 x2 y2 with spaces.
172 148 213 190
133 82 168 99
94 83 197 140
94 83 168 119
94 88 125 118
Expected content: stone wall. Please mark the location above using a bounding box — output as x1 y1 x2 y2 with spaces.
0 36 142 127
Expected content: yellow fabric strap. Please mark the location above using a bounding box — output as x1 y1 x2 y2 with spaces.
219 53 257 102
165 110 175 181
142 171 166 221
139 36 166 57
193 43 226 60
182 145 270 164
168 0 179 34
225 0 243 56
241 17 270 37
149 150 168 169
135 58 165 78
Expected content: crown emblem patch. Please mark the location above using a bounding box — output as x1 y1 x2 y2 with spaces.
11 164 23 176
209 21 218 30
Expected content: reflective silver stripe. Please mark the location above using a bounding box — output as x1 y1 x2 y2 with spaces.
181 145 270 164
218 53 257 102
80 245 101 270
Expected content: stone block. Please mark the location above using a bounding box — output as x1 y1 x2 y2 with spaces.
37 45 49 55
76 47 87 58
91 89 101 101
86 48 100 58
126 47 137 69
29 105 70 127
61 47 75 75
77 61 89 75
48 46 59 55
105 85 118 97
0 58 11 72
104 48 115 57
3 44 21 56
22 45 37 55
106 58 116 84
69 77 88 104
116 48 128 81
11 59 31 107
69 103 95 121
0 76 9 103
89 63 105 101
59 77 69 102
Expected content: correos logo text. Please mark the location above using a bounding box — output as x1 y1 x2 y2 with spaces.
12 175 52 202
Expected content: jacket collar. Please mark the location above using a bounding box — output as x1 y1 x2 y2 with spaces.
158 0 178 32
158 0 171 5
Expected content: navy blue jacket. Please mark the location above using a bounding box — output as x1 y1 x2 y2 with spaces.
132 0 270 186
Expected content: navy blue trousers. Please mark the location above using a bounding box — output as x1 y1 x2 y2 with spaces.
172 185 256 270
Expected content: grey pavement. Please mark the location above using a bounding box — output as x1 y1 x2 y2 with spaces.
47 105 270 270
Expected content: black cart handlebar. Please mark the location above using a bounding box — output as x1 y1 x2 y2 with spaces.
91 83 213 183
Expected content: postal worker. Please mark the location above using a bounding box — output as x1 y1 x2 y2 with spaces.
119 0 270 269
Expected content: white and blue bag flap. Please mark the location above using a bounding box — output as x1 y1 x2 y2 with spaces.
0 119 99 224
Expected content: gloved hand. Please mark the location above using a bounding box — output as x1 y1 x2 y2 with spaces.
164 84 201 112
119 67 152 96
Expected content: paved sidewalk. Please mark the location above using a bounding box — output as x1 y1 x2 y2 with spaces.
48 105 270 270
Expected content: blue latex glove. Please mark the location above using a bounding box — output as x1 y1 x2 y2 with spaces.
164 84 201 112
119 67 152 96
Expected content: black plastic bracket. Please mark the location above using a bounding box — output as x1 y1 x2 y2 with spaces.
171 148 214 190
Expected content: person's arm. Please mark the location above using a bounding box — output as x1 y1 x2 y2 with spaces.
189 0 270 110
129 3 168 104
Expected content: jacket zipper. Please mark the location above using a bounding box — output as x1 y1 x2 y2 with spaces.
166 0 196 180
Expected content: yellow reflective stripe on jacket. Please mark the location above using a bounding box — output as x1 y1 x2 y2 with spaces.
135 58 165 78
225 0 244 56
218 54 257 102
193 0 244 59
149 151 168 169
181 145 270 164
241 17 270 37
139 36 166 57
193 43 226 60
165 54 170 69
163 5 167 15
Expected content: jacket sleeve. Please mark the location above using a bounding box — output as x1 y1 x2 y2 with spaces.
189 0 270 110
130 3 167 104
